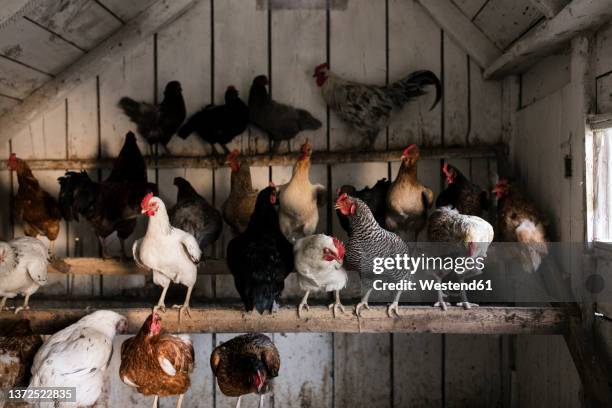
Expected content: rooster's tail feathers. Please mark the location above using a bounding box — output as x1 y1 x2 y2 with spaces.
296 109 322 131
118 97 142 121
177 117 195 139
390 70 442 111
57 171 94 221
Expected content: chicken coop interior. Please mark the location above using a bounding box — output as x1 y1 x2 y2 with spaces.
0 0 611 407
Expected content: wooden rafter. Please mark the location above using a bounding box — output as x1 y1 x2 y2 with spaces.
528 0 569 19
484 0 612 79
0 0 198 145
0 0 37 30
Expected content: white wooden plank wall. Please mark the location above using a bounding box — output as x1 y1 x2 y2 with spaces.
0 0 520 406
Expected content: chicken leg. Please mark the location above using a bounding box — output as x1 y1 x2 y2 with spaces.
173 285 193 321
298 290 310 318
235 396 242 408
14 294 30 314
387 290 402 318
154 282 170 314
259 394 265 408
328 290 345 318
456 278 479 309
152 395 159 408
433 276 450 310
176 394 184 408
355 288 372 317
0 296 7 310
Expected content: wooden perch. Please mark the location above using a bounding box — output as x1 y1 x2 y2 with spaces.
484 0 612 79
49 257 228 276
416 0 501 69
0 145 503 170
0 303 572 335
0 0 198 145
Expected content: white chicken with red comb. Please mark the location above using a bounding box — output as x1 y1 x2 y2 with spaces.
133 193 202 318
294 234 348 318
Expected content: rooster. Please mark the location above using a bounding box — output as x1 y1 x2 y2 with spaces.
0 320 43 393
436 162 489 217
170 177 223 252
336 193 411 317
222 150 258 235
248 75 322 152
134 194 202 318
427 206 494 310
493 179 549 272
120 313 194 408
278 140 326 243
226 186 294 314
313 63 441 147
385 145 434 242
0 237 49 313
119 80 186 155
336 178 390 234
178 86 249 155
58 132 158 259
29 310 127 408
294 234 347 318
211 333 280 408
7 154 61 256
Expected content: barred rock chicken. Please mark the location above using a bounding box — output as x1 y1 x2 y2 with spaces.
119 81 186 154
336 178 390 234
178 86 249 155
211 333 280 408
294 234 347 318
29 310 127 408
249 75 322 152
0 237 49 313
313 63 441 146
134 194 202 318
222 150 258 235
58 132 158 259
0 320 43 392
436 162 489 217
493 179 549 272
120 313 194 408
336 193 411 317
8 154 61 255
385 145 434 242
278 141 326 243
170 177 223 252
226 186 293 314
427 206 494 309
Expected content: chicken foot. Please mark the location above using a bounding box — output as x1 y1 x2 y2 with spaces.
433 275 451 310
14 294 30 314
456 279 479 309
355 288 372 317
173 285 193 322
297 290 310 318
328 290 345 318
387 290 402 318
154 283 170 314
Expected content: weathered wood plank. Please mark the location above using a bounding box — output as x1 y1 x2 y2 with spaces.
0 94 19 115
0 56 50 99
97 0 157 22
443 34 469 146
0 0 34 29
528 0 570 19
520 50 570 108
452 0 488 20
596 72 612 113
469 61 502 144
594 21 612 78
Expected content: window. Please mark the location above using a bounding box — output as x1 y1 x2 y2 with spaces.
587 114 612 245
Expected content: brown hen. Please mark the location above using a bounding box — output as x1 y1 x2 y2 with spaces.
0 319 43 391
222 150 258 235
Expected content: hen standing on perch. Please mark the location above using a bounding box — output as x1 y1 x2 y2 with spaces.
7 154 61 256
0 237 49 313
170 177 223 252
436 162 489 217
29 310 128 408
385 145 434 242
278 140 326 243
120 312 194 408
248 75 322 152
119 80 186 155
222 150 258 235
0 320 43 393
313 63 441 147
134 194 202 318
427 206 494 310
336 178 390 234
336 193 411 317
178 85 249 155
211 333 280 408
294 234 347 318
226 186 294 314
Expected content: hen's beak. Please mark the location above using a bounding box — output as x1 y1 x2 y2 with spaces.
141 208 148 214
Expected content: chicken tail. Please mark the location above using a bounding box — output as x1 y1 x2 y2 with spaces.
250 284 277 314
177 116 196 140
118 97 143 122
57 171 96 222
389 70 442 111
296 109 322 131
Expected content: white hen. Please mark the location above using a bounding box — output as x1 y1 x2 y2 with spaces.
29 310 127 407
0 237 49 313
294 234 347 318
133 193 202 318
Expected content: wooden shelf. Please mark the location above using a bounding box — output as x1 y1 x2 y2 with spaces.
1 145 504 171
49 257 228 275
0 302 572 335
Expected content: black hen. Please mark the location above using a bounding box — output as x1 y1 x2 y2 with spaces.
119 81 186 154
226 186 293 314
177 86 249 155
248 75 321 152
169 177 223 251
336 178 390 234
436 162 489 217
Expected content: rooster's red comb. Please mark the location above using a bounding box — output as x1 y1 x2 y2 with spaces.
332 237 345 260
8 153 16 161
315 62 329 73
442 162 451 176
403 144 418 156
141 192 155 209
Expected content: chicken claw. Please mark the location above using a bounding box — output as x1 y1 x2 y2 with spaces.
387 302 400 318
328 302 345 318
173 304 192 319
456 302 479 310
153 304 166 314
355 301 370 317
297 302 310 319
433 301 450 311
14 305 30 314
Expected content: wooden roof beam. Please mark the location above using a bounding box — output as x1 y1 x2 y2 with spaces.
416 0 501 69
0 0 37 30
528 0 569 19
0 0 198 146
484 0 612 79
